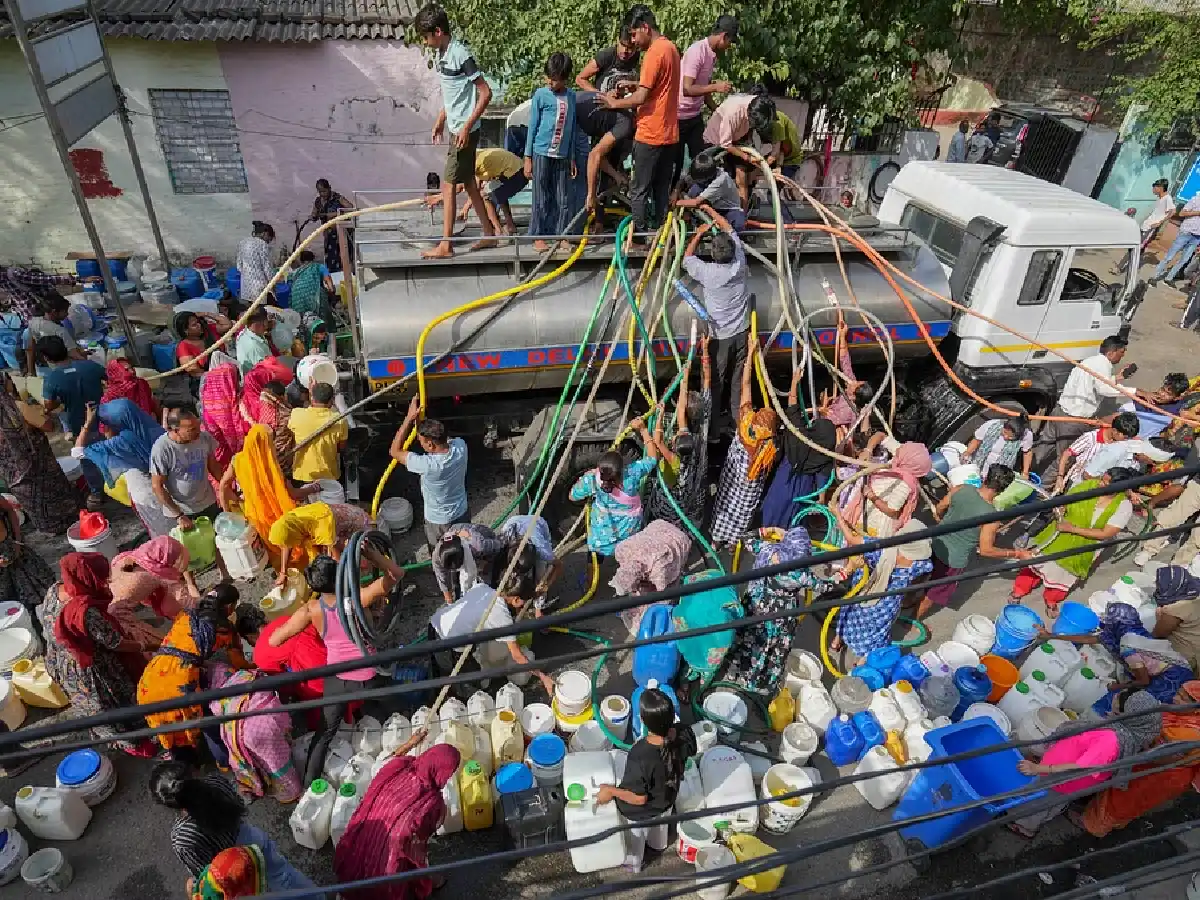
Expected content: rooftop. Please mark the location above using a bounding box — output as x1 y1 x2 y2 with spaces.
0 0 417 42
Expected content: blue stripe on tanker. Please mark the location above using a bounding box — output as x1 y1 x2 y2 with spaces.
365 320 953 381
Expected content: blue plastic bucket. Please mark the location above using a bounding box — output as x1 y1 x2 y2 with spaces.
273 281 291 308
1052 601 1100 636
496 762 534 795
224 267 241 297
992 605 1043 659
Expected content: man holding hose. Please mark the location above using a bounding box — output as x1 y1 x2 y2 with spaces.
1039 335 1134 469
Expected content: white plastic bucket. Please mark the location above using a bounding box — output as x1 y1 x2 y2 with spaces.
952 615 997 656
694 845 737 900
702 691 748 735
20 848 71 893
377 497 414 536
0 630 37 676
568 719 610 753
948 463 982 487
676 818 720 864
962 702 1011 737
297 355 338 389
316 479 346 506
1014 705 1070 758
760 764 813 834
784 649 823 696
65 522 118 560
555 670 591 717
0 603 32 634
519 702 554 742
599 695 630 741
936 640 980 672
780 721 818 766
0 828 28 886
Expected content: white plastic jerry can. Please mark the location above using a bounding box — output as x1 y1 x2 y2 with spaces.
290 779 336 850
330 782 362 846
14 786 91 841
438 766 464 836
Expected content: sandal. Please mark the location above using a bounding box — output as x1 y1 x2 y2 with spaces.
1007 822 1038 839
1044 603 1060 621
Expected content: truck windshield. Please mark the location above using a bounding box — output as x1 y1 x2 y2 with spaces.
899 204 964 267
1062 247 1131 315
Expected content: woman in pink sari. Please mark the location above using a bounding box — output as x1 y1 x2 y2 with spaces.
108 536 200 647
238 358 295 465
334 738 458 900
201 362 248 467
209 666 303 803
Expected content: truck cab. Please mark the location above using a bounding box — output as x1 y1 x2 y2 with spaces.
877 161 1141 439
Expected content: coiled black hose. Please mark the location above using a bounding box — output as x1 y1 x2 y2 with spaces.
334 528 404 654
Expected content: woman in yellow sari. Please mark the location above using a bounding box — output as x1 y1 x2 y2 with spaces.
137 583 252 761
1073 680 1200 836
268 502 370 586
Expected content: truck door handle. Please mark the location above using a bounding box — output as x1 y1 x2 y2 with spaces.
1090 320 1101 328
1032 350 1047 359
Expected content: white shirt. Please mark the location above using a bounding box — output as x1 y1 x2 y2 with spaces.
1057 353 1125 418
429 583 516 645
1143 193 1176 233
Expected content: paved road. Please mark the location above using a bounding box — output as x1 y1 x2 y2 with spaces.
2 274 1198 900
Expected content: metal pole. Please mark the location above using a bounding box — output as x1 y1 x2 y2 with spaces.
115 91 170 269
2 0 141 364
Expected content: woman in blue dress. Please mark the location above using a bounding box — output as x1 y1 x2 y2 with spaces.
759 384 837 531
569 417 660 556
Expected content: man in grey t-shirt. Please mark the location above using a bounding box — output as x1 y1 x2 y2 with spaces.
151 406 228 574
683 227 750 422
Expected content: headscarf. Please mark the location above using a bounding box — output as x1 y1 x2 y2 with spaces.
100 358 157 418
232 426 297 557
610 519 692 595
1098 602 1146 658
864 518 934 606
333 745 461 891
238 357 292 423
749 526 818 595
200 362 247 467
191 845 266 900
83 399 165 487
114 535 188 582
53 552 120 668
1155 565 1200 606
782 412 836 477
843 441 931 528
1110 690 1164 760
736 408 780 481
268 503 336 558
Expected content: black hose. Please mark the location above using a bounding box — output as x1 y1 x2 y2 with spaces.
335 528 402 653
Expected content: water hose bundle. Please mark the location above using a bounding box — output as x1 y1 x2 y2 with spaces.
334 528 403 653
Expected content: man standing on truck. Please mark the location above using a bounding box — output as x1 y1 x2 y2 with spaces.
1039 334 1135 467
672 15 738 185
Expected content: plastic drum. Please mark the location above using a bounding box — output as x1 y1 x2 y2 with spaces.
55 750 117 806
0 828 28 886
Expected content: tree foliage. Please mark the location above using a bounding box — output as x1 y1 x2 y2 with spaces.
1064 0 1200 131
436 0 967 126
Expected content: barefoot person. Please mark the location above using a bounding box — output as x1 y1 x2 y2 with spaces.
416 3 499 259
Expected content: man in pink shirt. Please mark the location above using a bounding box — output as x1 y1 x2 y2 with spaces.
673 15 738 185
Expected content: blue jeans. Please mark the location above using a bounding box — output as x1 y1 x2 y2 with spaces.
529 154 573 238
78 457 106 496
1154 230 1200 281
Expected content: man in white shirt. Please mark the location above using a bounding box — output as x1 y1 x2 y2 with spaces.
1040 335 1134 466
1152 192 1200 285
1118 179 1173 275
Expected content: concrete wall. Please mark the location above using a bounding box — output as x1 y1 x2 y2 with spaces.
0 39 252 268
216 41 443 241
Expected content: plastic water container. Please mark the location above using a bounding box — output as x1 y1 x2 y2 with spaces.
866 645 902 680
19 848 72 893
223 266 241 296
10 659 66 709
14 786 90 842
1111 575 1148 608
519 703 555 745
1026 671 1066 709
855 745 911 810
291 779 335 849
1048 640 1083 678
981 654 1020 702
632 604 679 688
495 683 524 717
692 720 719 754
962 702 1011 737
569 720 610 753
869 689 907 733
411 706 440 741
780 721 818 766
491 709 524 768
892 654 931 688
1020 644 1070 686
437 772 463 836
725 832 787 893
826 715 865 766
467 690 495 727
951 666 992 721
170 268 205 299
331 783 362 845
0 828 28 887
699 689 745 736
851 665 885 690
563 751 627 872
353 716 382 756
903 718 935 763
460 761 494 831
698 746 758 833
1063 666 1107 714
694 844 736 900
215 528 267 581
919 675 961 720
768 688 795 732
760 764 814 833
892 680 925 723
338 753 376 799
1080 644 1118 682
992 605 1043 658
795 680 836 735
470 725 493 777
439 697 468 727
831 676 873 715
1014 705 1070 758
377 497 414 540
894 719 1044 852
379 714 410 755
0 629 38 676
938 641 981 673
997 682 1043 728
500 785 565 850
952 615 997 656
919 650 952 680
783 649 823 696
54 750 116 806
599 695 631 741
852 710 886 759
322 737 354 785
527 733 566 786
677 758 706 816
634 680 681 738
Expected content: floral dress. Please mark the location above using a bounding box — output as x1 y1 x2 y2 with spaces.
722 530 829 696
570 457 657 556
0 530 55 637
836 549 934 657
38 586 142 751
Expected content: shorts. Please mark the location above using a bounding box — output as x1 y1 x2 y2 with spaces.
578 96 634 146
924 555 966 607
488 170 529 206
444 129 480 185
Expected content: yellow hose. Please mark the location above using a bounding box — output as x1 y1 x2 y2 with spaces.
371 221 593 519
818 552 871 679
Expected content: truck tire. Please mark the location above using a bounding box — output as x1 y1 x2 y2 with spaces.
946 399 1031 447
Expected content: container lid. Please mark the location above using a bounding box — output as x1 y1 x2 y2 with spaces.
464 760 481 775
566 783 586 802
1014 682 1030 694
339 783 357 797
527 733 566 767
56 749 102 786
496 763 534 793
1031 670 1046 682
310 779 330 795
647 679 659 689
1038 643 1053 654
1120 575 1134 583
1080 667 1095 679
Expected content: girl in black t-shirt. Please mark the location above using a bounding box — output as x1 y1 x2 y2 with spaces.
596 687 696 871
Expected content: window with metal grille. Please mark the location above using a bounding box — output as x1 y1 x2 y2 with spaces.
148 89 247 194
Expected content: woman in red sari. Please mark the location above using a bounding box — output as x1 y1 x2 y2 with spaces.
100 358 159 420
334 739 458 900
1074 680 1200 836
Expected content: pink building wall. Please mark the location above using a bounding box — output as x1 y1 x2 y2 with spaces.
217 41 445 240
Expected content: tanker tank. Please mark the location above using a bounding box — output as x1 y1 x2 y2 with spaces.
352 208 954 400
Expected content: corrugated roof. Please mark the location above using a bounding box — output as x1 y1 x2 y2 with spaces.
0 0 416 41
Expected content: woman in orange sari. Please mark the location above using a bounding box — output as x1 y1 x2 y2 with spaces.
1074 680 1200 836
